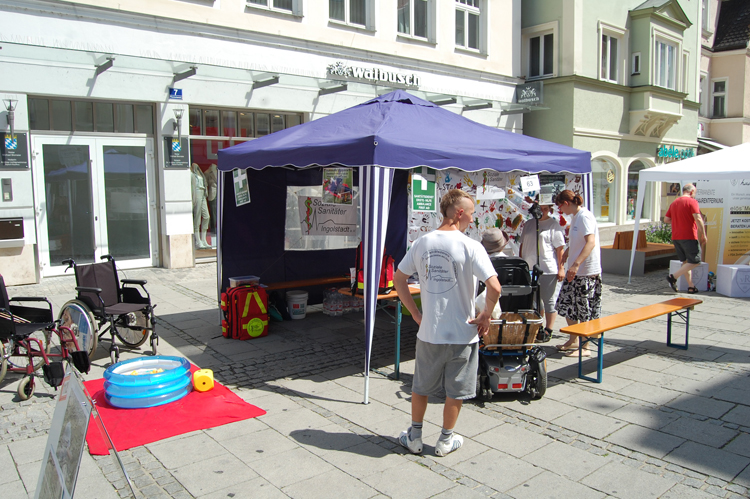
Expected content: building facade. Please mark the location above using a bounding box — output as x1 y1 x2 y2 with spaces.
698 0 750 151
521 0 702 239
0 0 528 285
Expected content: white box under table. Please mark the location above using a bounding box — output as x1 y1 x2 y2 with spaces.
716 264 750 298
669 261 709 292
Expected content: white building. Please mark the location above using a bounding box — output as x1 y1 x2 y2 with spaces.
0 0 527 285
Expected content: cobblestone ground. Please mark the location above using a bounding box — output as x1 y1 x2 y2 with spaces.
2 264 750 498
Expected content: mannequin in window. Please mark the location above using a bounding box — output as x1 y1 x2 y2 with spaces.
205 164 218 246
191 163 210 249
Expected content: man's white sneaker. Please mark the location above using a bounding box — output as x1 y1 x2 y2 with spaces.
434 433 463 457
399 428 423 454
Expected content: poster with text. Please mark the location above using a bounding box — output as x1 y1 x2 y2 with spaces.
723 179 750 265
298 196 358 236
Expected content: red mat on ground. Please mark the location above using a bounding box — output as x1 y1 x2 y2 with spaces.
84 365 265 455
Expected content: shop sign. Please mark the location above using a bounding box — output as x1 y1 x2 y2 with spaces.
164 137 189 168
657 145 695 161
169 88 183 100
326 62 420 88
1 133 29 168
515 81 543 106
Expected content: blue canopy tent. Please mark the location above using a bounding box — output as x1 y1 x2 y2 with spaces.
217 90 591 403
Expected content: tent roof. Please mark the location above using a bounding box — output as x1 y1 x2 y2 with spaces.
640 142 750 182
218 90 591 174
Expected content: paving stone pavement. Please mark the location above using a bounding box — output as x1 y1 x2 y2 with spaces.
2 263 750 498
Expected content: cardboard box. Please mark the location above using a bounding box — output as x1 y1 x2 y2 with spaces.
229 275 260 288
669 261 709 292
716 265 750 298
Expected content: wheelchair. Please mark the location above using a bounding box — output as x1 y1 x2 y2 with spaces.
60 255 158 364
0 275 90 400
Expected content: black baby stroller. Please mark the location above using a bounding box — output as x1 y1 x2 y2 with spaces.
475 256 549 401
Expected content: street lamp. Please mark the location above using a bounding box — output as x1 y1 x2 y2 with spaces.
3 99 17 137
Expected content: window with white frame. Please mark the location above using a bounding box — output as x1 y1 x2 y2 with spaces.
599 23 625 84
712 79 727 118
654 38 678 90
601 34 618 82
247 0 299 14
699 73 709 117
523 22 557 79
330 0 368 27
398 0 431 40
455 0 483 51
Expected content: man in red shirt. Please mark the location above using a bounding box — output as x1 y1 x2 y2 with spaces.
665 183 707 293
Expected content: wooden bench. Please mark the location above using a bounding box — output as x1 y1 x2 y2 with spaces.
560 297 702 383
601 230 677 276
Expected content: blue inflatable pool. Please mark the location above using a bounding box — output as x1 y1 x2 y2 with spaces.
103 356 192 409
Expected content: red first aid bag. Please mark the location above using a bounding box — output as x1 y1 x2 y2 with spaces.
352 242 395 295
220 285 269 340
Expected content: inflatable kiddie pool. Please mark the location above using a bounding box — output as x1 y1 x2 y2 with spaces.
103 356 192 409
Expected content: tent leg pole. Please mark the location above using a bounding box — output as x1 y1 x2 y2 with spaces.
363 373 370 404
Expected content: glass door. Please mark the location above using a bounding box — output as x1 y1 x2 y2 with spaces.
33 137 156 276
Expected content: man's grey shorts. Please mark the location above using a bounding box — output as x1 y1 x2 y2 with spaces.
674 239 701 264
412 339 478 400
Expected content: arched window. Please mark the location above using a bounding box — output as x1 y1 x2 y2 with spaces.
591 158 617 223
626 160 651 221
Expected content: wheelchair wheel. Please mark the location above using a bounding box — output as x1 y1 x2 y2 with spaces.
17 376 34 400
114 311 150 348
7 333 48 373
58 300 98 357
0 341 7 384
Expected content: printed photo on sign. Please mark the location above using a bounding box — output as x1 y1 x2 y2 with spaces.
539 174 566 205
322 168 353 205
298 196 358 236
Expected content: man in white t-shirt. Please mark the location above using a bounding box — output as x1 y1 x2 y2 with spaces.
394 189 500 457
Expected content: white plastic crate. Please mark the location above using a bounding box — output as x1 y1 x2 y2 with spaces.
716 264 750 298
669 261 709 292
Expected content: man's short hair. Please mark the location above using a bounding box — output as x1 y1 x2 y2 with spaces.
683 183 695 194
440 189 473 217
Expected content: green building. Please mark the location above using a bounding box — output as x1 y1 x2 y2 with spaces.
521 0 701 240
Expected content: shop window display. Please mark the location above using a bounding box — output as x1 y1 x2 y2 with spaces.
591 158 617 223
188 107 304 258
626 160 651 221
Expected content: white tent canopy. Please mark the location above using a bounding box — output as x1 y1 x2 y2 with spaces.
629 142 750 282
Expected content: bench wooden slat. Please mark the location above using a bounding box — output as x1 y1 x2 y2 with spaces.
263 276 350 291
561 298 702 337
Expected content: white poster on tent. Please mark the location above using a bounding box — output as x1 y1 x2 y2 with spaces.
297 195 358 236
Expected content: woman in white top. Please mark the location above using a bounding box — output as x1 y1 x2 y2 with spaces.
554 190 602 357
519 203 565 339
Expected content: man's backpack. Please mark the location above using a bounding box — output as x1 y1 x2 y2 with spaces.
352 242 395 295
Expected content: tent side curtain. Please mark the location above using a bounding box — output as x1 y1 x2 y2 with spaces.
218 166 408 303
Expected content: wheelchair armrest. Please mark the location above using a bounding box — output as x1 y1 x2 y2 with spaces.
121 279 147 286
76 286 103 294
10 296 52 304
